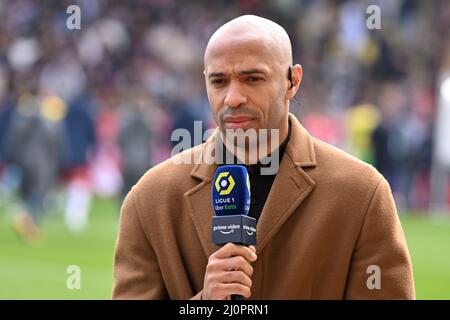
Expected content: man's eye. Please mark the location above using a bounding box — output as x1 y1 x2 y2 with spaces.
246 76 262 83
211 79 227 86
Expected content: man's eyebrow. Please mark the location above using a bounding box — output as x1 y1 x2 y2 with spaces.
238 69 266 76
208 69 267 79
208 72 226 79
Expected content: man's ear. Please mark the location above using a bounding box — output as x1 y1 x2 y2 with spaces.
288 65 294 89
286 64 302 100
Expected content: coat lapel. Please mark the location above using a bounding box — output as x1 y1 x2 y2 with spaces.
184 179 217 259
256 114 317 252
184 132 221 258
184 114 317 257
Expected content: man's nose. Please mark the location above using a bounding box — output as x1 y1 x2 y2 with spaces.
224 81 247 108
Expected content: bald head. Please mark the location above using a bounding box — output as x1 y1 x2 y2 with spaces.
203 15 302 157
204 15 293 70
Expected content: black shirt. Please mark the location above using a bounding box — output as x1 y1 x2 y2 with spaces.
220 123 291 223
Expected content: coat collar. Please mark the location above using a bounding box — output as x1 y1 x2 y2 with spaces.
185 113 317 257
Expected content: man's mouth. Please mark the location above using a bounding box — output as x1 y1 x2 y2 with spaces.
223 116 254 129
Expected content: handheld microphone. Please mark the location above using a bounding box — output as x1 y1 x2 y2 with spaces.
212 165 256 300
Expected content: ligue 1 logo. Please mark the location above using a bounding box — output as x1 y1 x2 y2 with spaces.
212 165 251 216
214 172 236 196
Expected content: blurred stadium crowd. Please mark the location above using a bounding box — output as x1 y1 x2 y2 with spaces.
0 0 450 242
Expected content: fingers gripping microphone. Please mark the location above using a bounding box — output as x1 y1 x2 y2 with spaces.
212 165 256 300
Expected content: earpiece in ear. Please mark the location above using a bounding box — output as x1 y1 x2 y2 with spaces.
288 65 294 89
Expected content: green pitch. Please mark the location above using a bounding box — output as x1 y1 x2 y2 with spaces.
0 198 118 299
400 213 450 299
0 198 449 299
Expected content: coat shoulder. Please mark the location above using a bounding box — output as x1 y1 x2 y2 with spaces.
122 143 205 214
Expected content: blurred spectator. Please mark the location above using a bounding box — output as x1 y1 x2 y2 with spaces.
62 93 96 233
372 82 406 205
346 103 380 165
118 103 153 201
372 82 433 210
170 100 208 150
5 94 65 243
0 101 14 169
90 104 122 198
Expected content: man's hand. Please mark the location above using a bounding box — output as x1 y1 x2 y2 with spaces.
202 243 257 300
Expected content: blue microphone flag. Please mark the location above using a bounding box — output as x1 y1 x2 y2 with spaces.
212 165 250 216
212 165 256 245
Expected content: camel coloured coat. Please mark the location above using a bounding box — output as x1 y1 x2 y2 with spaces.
113 113 415 300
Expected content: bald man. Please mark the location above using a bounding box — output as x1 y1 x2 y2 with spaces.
113 15 415 300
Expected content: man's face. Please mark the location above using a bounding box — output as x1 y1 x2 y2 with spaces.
204 36 289 138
